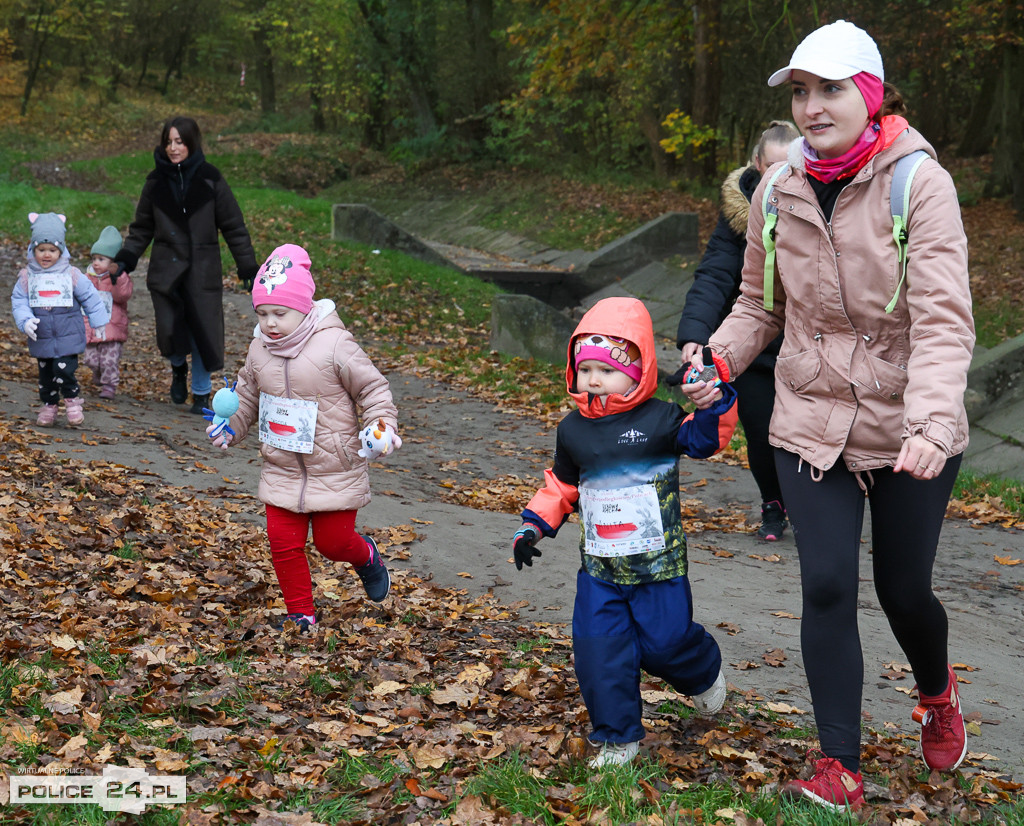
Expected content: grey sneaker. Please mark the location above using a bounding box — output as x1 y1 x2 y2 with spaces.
692 670 727 716
588 740 640 768
354 535 390 602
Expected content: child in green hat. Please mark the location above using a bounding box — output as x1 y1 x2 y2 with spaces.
82 225 133 399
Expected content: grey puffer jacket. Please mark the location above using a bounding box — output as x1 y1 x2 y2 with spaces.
229 300 398 513
11 252 110 359
709 125 974 473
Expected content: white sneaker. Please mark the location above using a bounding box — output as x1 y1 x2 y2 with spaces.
588 740 640 768
691 670 727 716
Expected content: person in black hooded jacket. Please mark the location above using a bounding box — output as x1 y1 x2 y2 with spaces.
676 120 798 541
114 116 259 414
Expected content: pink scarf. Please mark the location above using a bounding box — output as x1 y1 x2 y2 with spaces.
804 115 910 183
261 308 319 358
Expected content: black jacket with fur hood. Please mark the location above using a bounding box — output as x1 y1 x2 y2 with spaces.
676 165 782 370
116 149 258 373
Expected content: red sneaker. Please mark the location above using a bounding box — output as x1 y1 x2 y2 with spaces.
783 755 864 811
913 663 967 772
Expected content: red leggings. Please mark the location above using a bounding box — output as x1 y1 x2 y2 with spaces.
265 504 372 615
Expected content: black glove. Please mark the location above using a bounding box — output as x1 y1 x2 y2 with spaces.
664 365 690 387
238 266 258 292
512 525 542 570
109 261 125 286
666 346 718 386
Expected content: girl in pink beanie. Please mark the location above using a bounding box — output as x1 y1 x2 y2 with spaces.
209 244 402 632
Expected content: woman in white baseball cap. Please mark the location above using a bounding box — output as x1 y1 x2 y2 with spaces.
682 19 975 811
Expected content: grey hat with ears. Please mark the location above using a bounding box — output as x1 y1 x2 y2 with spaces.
91 225 123 258
29 212 68 253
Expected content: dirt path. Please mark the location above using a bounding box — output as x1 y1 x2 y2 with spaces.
2 267 1022 780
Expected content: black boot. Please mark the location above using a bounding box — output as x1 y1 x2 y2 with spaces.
170 363 188 404
189 393 211 415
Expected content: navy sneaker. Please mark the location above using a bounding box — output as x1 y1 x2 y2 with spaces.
757 500 788 541
355 535 391 602
276 613 316 633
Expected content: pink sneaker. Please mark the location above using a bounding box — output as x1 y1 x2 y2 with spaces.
65 397 85 426
913 664 967 772
99 386 115 400
36 403 58 426
783 754 864 811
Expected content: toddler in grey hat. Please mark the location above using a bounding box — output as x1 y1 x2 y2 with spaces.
11 212 110 426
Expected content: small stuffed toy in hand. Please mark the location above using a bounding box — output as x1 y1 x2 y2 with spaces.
203 378 239 442
357 418 401 459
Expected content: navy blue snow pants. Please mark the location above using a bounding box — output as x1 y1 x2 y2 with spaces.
572 570 722 744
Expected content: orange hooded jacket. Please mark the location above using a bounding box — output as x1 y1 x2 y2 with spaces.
522 297 737 584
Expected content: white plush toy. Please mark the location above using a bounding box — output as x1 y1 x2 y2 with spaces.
357 418 401 460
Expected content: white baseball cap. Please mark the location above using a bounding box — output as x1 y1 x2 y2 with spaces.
767 20 884 87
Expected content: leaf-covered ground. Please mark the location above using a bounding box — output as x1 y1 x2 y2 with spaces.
2 136 1024 822
1 389 1022 825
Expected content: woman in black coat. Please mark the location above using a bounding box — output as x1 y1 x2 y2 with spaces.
676 120 798 540
114 116 258 414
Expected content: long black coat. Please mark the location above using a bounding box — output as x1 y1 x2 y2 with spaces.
676 165 781 371
116 153 258 373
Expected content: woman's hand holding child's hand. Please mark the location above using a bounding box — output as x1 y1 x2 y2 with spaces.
679 350 724 409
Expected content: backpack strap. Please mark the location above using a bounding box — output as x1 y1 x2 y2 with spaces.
761 163 789 311
884 149 930 314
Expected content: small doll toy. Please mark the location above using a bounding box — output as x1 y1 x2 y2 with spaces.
685 346 723 388
203 378 239 441
357 417 396 459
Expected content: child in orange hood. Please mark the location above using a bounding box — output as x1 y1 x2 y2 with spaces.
513 297 738 767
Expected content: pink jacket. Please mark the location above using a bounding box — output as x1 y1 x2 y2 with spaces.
229 300 398 513
84 266 133 344
710 126 974 473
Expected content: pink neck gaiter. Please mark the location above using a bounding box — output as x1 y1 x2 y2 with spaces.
803 114 910 183
803 123 880 183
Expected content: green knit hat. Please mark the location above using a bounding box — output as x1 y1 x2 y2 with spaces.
91 225 122 258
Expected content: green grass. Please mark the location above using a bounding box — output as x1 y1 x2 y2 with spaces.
953 467 1024 522
975 295 1024 350
112 541 139 560
11 804 183 825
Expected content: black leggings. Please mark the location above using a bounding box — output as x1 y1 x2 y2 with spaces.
38 354 80 403
775 448 961 773
733 367 782 505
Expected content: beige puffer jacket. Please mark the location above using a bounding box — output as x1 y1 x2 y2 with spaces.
230 300 398 512
709 126 974 473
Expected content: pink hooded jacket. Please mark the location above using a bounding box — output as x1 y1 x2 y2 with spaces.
229 299 398 513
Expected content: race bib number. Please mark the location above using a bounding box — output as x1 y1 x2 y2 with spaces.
258 393 317 454
28 272 73 307
579 484 665 557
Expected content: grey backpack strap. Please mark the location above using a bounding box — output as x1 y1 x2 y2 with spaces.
760 162 789 311
885 149 930 314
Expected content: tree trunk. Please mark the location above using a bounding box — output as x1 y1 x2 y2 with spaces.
20 3 52 116
957 64 998 157
639 109 671 181
356 0 439 138
988 43 1024 217
252 24 276 115
689 0 722 183
465 0 498 143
